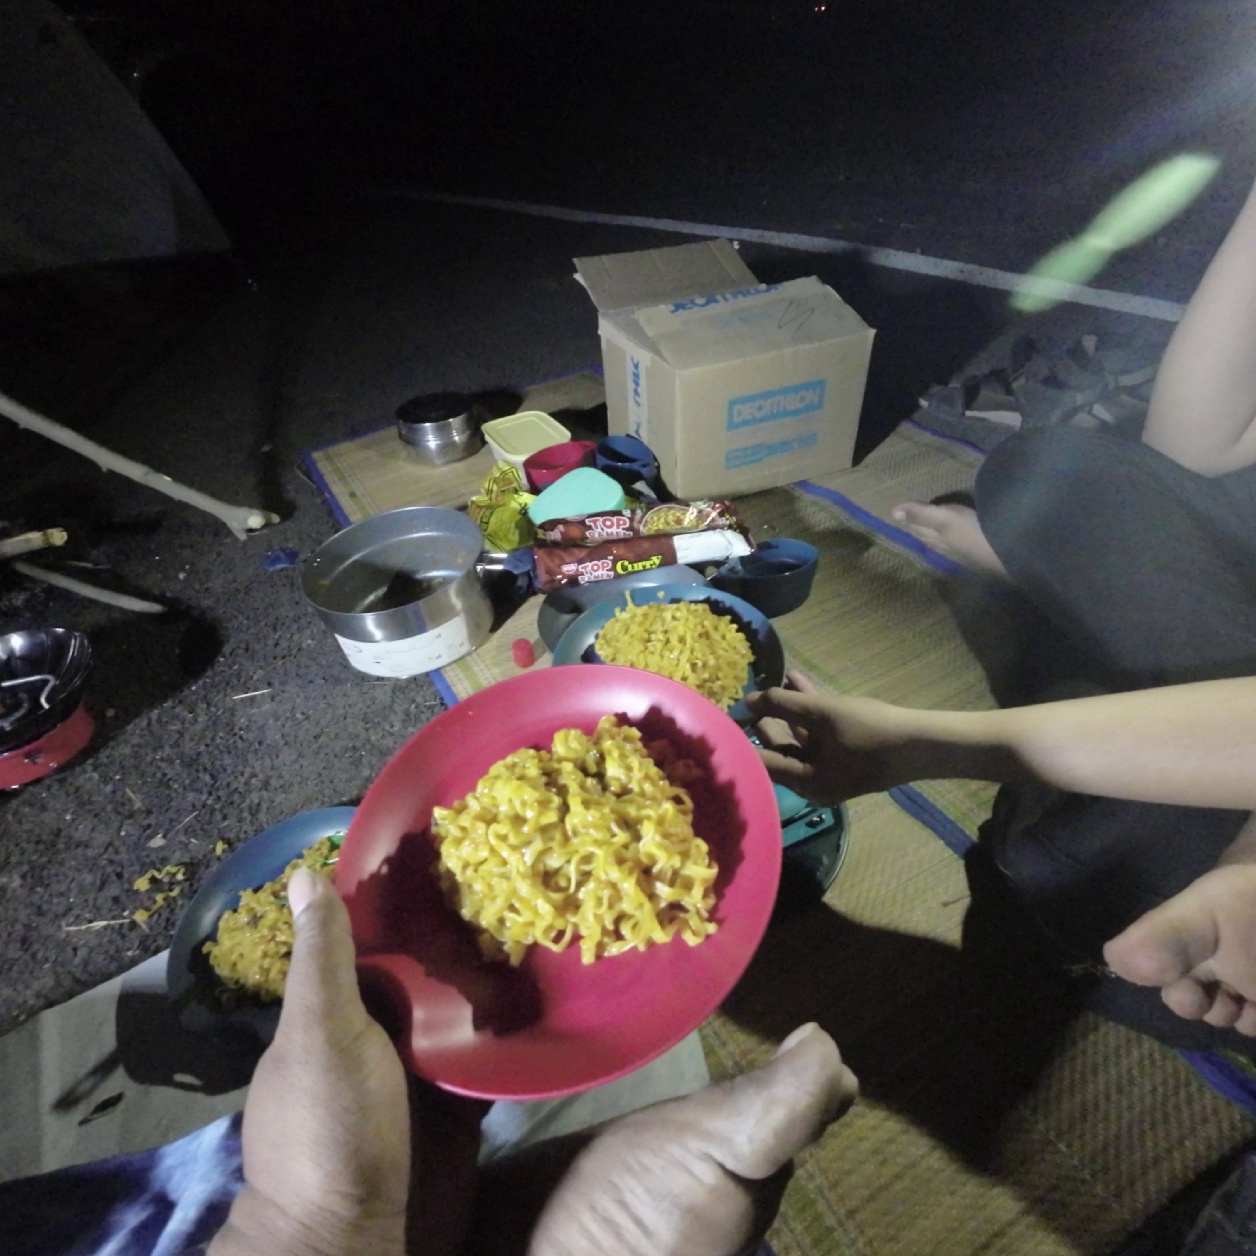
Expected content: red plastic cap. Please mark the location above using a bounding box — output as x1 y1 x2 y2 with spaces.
511 638 536 668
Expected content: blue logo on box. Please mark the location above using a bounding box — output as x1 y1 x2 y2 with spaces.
667 284 781 314
628 355 645 437
724 431 819 470
727 380 826 431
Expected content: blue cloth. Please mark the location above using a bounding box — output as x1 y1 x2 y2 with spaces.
3 1114 243 1256
262 548 299 572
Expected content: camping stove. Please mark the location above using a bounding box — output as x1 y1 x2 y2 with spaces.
0 702 94 789
743 728 849 906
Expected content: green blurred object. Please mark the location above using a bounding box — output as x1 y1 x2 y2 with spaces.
1013 153 1221 313
1013 239 1111 314
1086 154 1221 251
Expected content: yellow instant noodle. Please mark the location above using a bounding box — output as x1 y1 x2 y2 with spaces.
431 716 719 965
594 600 754 711
203 836 341 1003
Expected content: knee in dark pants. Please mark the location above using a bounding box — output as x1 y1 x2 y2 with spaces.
961 842 1088 998
972 786 1256 1054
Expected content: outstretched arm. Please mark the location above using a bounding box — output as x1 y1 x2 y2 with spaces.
749 672 1256 810
751 674 1256 1039
1143 172 1256 474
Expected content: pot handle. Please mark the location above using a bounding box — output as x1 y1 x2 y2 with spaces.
474 551 513 577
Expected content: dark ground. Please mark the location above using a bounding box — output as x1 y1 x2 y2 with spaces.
4 1 1256 1244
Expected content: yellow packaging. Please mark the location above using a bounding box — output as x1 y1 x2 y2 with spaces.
469 462 538 551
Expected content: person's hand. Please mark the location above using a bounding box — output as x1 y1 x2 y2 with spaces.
207 866 855 1256
470 1022 857 1256
209 868 412 1256
1104 862 1256 1037
746 671 923 806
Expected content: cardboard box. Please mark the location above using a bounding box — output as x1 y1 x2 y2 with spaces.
575 239 875 499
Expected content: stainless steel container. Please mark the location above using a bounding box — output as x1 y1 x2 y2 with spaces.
395 392 484 466
302 507 493 677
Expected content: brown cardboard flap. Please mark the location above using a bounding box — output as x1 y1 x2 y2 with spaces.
574 239 758 313
637 277 873 369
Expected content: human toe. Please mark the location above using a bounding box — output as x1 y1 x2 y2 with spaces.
1235 1002 1256 1038
891 500 946 531
1203 986 1248 1030
1159 975 1215 1021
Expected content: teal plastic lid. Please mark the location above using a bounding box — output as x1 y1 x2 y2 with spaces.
527 467 627 525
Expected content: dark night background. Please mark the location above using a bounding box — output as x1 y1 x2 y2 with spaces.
14 0 1256 426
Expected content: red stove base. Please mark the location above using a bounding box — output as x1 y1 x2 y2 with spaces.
0 702 94 789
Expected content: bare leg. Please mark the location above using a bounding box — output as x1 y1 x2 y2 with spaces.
891 501 1009 577
893 172 1256 585
1143 175 1256 475
1104 813 1256 1036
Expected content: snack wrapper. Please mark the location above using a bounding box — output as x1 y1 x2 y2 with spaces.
536 499 748 547
533 530 753 592
468 462 538 551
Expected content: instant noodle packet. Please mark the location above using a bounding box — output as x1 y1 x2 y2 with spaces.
532 496 754 591
533 530 752 592
469 462 538 551
536 499 748 547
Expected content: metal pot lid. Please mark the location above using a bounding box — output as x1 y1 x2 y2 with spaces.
395 391 477 427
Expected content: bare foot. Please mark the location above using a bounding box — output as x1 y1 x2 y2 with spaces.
1104 864 1256 1037
470 1023 857 1256
890 502 1008 578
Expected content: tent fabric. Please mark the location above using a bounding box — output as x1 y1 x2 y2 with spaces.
0 0 229 277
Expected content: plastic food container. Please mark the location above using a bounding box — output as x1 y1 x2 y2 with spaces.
522 439 598 491
481 411 570 474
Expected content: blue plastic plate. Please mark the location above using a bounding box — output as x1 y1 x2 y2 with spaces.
536 564 707 652
167 806 357 1043
550 583 785 722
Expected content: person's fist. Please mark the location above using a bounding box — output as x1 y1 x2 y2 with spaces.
525 1023 857 1256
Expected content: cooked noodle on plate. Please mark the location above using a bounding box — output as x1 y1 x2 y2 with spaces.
431 715 719 965
594 599 754 710
203 835 342 1003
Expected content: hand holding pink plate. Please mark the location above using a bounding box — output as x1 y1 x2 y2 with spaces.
335 665 782 1100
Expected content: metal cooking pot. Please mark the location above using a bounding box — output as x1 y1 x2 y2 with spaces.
302 507 496 678
395 392 484 466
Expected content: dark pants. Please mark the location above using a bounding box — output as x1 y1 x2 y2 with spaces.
968 425 1256 1053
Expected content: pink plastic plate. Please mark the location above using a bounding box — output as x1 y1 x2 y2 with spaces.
336 665 782 1100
